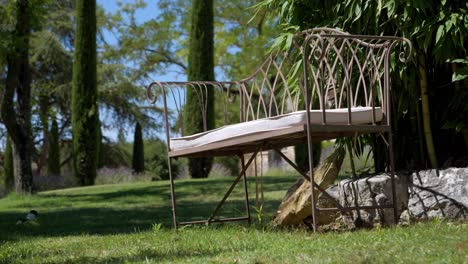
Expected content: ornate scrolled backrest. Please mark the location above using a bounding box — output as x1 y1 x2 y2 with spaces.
236 28 412 123
147 28 412 144
301 28 412 124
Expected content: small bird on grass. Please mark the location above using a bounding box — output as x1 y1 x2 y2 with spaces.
16 210 39 225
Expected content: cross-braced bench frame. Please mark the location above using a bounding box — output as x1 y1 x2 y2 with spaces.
147 28 412 232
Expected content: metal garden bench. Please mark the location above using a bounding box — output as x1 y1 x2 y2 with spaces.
147 28 412 232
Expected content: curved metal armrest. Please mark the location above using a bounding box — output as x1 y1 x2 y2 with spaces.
146 81 242 151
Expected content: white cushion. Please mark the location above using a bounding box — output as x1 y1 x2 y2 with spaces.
170 107 382 150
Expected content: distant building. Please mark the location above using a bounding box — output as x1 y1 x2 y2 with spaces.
244 146 295 176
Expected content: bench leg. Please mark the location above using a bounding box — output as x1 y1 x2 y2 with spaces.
387 131 399 225
306 140 318 233
168 157 178 229
207 148 260 223
240 155 252 224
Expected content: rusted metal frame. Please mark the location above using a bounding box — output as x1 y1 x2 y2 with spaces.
268 59 284 116
319 33 406 48
244 80 257 122
163 89 178 228
321 51 328 124
178 217 250 226
324 38 353 124
303 34 323 232
152 81 240 142
187 82 208 131
276 56 296 114
369 45 385 125
321 38 346 110
349 39 385 109
358 46 374 107
272 148 345 212
370 48 387 119
256 61 273 119
168 157 178 228
240 154 252 224
238 54 275 83
343 39 358 110
345 40 353 125
169 86 185 135
327 39 345 109
384 48 399 224
239 81 246 122
200 82 210 131
334 39 348 109
349 41 372 107
269 53 297 116
147 82 178 228
222 83 230 125
304 38 323 110
207 147 261 223
317 205 394 212
368 48 380 125
147 29 413 229
307 27 349 36
159 81 237 86
260 59 276 118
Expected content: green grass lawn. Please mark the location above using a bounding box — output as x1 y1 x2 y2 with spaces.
0 175 466 263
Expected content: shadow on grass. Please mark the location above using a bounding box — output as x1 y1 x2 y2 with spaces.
42 249 228 264
0 175 296 243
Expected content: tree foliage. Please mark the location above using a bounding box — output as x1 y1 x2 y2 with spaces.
143 139 179 180
254 0 468 169
0 0 284 185
105 0 278 81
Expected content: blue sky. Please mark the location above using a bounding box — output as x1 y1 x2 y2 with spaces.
99 0 155 22
98 0 169 142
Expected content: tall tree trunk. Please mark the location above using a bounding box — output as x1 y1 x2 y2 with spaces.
48 117 61 175
4 136 14 192
185 0 215 178
0 0 34 193
72 0 99 185
418 56 438 168
36 95 50 176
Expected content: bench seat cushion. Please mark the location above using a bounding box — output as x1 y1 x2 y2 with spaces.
170 107 382 151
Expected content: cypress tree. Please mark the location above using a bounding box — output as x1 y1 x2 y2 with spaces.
72 0 99 185
132 122 145 174
185 0 215 178
48 118 60 175
4 136 14 192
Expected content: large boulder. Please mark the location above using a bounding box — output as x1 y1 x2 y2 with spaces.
339 173 409 227
271 148 345 226
407 168 467 220
315 184 340 224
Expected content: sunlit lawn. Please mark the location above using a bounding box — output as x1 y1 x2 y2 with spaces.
0 175 466 263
